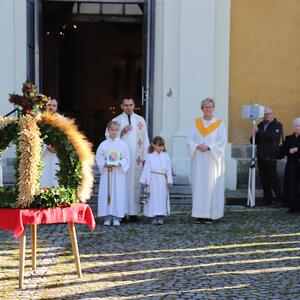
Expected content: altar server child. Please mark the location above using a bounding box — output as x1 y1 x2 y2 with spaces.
96 121 130 226
140 136 173 225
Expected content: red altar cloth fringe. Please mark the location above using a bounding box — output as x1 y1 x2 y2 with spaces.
0 204 96 238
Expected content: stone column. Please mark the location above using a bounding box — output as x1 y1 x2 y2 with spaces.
153 0 180 157
172 0 217 176
153 0 235 188
0 0 27 116
0 0 27 171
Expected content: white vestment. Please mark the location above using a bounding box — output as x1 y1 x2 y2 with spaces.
0 162 2 187
110 112 149 215
140 152 173 217
96 137 130 218
40 113 67 187
40 147 59 187
187 117 227 220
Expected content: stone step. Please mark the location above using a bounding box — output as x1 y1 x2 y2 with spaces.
232 144 286 190
225 189 263 198
170 185 192 195
173 176 190 186
225 189 264 205
88 195 268 211
91 190 264 203
92 175 191 194
170 197 192 205
90 190 263 200
170 194 192 198
93 187 192 196
93 174 188 183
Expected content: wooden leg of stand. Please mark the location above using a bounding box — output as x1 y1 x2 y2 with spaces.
19 229 26 289
68 222 82 278
31 224 37 270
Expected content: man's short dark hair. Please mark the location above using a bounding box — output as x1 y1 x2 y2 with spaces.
121 97 135 104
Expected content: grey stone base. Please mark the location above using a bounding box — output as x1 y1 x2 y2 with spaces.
232 144 286 189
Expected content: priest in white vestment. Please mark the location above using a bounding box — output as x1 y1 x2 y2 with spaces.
109 98 149 220
40 99 66 187
96 121 130 226
187 98 227 222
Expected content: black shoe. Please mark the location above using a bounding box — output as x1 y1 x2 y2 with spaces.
129 215 140 222
203 219 214 224
287 208 298 214
194 218 205 224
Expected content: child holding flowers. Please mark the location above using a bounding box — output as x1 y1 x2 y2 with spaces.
96 121 130 226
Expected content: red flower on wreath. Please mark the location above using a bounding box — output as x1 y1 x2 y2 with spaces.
9 82 50 115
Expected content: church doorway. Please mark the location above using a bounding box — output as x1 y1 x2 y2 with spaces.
34 1 154 148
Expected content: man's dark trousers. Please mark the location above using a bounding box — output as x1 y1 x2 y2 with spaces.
257 158 281 204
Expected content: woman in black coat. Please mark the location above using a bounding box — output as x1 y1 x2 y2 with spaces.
280 118 300 212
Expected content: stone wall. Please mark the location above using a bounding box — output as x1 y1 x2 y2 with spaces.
229 0 300 144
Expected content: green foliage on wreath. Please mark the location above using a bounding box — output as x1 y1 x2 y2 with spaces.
31 186 77 208
0 186 77 209
0 123 21 194
0 186 18 208
0 123 19 153
39 124 82 189
0 122 82 208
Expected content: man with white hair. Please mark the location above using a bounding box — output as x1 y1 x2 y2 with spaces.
252 107 283 206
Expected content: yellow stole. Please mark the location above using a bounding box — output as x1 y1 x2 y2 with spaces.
195 117 222 137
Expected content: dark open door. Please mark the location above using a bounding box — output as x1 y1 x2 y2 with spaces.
26 0 42 91
142 0 155 138
26 0 35 82
37 0 155 134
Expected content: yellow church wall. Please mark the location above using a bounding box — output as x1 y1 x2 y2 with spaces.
229 0 300 143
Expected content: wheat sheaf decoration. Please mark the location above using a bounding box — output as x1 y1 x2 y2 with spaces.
38 111 95 202
0 82 95 209
0 117 18 128
18 115 42 207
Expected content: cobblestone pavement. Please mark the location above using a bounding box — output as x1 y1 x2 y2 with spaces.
1 206 300 299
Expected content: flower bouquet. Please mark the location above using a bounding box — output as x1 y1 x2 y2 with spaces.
9 82 49 115
106 149 121 166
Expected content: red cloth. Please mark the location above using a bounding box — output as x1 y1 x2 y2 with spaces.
0 203 96 238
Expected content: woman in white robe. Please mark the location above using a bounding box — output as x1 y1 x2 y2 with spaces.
40 100 67 187
40 145 59 187
187 98 227 222
140 136 173 224
96 121 130 226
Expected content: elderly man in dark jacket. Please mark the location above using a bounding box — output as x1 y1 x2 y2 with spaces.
252 107 283 206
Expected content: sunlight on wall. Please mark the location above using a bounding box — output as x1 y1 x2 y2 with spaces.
229 0 300 143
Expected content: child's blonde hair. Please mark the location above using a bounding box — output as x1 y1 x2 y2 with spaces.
107 120 120 130
148 136 166 153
